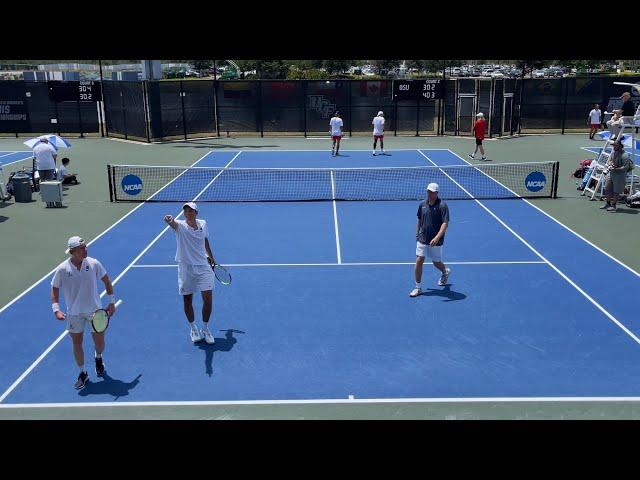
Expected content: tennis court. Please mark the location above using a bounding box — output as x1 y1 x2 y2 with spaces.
1 146 640 414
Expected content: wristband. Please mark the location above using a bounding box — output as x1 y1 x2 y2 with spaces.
52 303 60 313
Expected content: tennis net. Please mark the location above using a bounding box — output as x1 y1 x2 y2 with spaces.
108 161 559 202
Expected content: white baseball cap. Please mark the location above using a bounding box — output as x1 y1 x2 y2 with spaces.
476 112 484 118
377 111 384 116
427 182 439 193
66 236 86 253
182 202 198 211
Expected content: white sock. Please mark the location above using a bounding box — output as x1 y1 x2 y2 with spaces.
202 324 210 332
95 352 102 359
189 322 198 331
415 282 421 289
79 365 85 373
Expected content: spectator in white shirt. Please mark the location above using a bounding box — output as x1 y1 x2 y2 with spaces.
57 157 79 185
33 138 57 181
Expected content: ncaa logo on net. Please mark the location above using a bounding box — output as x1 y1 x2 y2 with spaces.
121 174 143 196
525 171 546 192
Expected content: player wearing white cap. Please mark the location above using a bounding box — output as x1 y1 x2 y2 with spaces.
50 236 117 389
410 183 451 297
372 111 385 156
164 202 217 344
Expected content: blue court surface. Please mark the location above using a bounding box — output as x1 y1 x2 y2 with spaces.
0 151 33 168
2 148 640 408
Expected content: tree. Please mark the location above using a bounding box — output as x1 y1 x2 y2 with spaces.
323 60 351 74
191 60 212 70
370 59 401 75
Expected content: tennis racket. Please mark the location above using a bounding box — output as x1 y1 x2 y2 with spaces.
208 258 232 285
91 299 122 333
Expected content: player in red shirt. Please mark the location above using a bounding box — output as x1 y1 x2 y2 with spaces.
468 112 487 161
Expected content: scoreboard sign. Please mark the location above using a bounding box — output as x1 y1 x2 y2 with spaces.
48 81 102 102
393 79 443 100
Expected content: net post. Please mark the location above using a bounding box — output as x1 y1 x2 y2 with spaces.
552 161 560 198
107 164 114 202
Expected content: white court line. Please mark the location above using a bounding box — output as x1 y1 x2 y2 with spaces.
330 170 342 264
2 396 640 409
0 154 34 167
0 150 234 403
419 149 640 346
455 147 640 279
0 150 220 316
581 146 640 158
131 261 546 268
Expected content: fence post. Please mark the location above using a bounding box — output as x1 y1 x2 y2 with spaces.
213 80 220 137
415 88 420 136
53 101 61 136
121 85 127 140
561 78 568 135
394 94 398 136
180 80 187 140
142 81 151 143
257 81 263 137
77 100 84 138
303 80 307 137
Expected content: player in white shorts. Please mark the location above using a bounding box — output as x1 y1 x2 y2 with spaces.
164 201 217 344
372 111 385 155
410 183 451 297
329 111 344 156
51 236 117 389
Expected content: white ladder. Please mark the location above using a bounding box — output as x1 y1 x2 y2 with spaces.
583 104 639 200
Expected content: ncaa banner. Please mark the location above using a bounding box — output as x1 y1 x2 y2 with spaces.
0 81 29 132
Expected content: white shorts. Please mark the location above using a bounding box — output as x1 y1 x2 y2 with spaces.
178 264 215 295
66 313 93 334
416 242 443 262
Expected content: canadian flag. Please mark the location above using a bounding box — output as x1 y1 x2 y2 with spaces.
360 81 382 97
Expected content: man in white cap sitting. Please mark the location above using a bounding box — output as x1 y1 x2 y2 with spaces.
410 183 451 297
469 112 487 161
164 202 217 344
50 235 117 389
372 111 385 156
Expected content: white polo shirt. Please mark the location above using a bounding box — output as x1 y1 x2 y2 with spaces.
589 109 601 124
33 142 57 171
173 219 210 265
329 116 343 136
372 116 385 135
56 164 67 181
51 257 107 315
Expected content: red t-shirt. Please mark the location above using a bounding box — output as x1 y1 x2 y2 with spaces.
473 119 487 140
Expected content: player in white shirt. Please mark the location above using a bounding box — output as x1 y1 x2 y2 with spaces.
164 202 217 344
51 236 117 389
588 104 602 140
329 111 344 156
372 111 385 155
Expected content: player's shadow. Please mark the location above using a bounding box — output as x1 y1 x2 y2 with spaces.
333 153 351 157
78 372 142 399
196 329 244 377
421 285 466 302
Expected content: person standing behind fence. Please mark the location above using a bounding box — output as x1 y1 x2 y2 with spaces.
468 113 487 161
588 104 601 139
372 111 385 156
329 111 344 157
33 138 57 182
